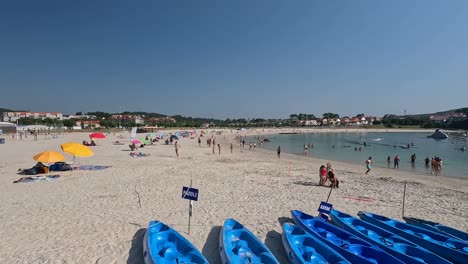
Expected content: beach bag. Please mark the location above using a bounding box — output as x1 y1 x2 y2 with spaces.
61 164 72 171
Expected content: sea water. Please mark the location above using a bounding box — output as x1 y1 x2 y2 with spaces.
250 132 468 179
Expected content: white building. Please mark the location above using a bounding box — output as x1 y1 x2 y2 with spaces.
3 111 63 122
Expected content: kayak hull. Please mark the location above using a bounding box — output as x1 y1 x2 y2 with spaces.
282 222 350 264
330 210 452 264
143 220 208 264
359 211 468 263
291 210 404 264
219 218 279 264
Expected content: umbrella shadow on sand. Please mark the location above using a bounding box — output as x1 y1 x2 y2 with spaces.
202 226 222 264
127 228 147 264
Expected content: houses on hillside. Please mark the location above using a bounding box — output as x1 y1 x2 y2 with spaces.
299 116 380 126
3 111 63 122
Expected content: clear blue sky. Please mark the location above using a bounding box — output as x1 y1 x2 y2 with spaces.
1 0 467 119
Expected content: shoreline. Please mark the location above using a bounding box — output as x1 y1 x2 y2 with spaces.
236 128 466 180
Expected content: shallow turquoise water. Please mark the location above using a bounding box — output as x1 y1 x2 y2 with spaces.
250 132 468 179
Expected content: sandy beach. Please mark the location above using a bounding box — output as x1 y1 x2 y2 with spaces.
0 129 467 263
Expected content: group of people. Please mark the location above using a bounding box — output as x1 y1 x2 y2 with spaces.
430 157 443 176
319 163 339 188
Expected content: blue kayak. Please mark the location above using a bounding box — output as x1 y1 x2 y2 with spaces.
291 210 403 264
359 211 468 264
330 210 452 264
291 210 405 264
282 222 350 264
219 218 279 264
143 220 208 264
404 216 468 242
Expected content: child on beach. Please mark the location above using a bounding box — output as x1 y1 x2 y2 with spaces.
327 170 339 188
218 144 221 155
277 146 281 158
319 165 327 186
365 157 372 175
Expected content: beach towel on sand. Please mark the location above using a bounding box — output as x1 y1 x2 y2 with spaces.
14 175 60 183
73 165 112 171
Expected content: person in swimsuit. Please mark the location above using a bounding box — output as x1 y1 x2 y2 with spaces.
365 157 372 175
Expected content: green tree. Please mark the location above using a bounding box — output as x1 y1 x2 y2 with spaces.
63 119 75 128
323 113 340 119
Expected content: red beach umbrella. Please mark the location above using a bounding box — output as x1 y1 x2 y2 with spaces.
89 132 106 139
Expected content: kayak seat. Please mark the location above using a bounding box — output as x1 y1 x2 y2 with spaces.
157 241 178 259
301 246 318 261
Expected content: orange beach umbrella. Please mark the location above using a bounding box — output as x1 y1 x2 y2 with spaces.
61 142 94 157
33 151 65 163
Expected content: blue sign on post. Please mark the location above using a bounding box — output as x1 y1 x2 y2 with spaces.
182 187 199 201
317 201 333 214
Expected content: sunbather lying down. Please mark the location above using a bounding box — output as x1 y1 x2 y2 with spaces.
18 162 48 175
130 152 150 157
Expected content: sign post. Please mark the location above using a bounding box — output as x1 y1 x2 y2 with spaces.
182 180 199 235
317 201 333 221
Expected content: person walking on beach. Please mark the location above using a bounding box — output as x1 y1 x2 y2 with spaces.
198 137 201 147
253 142 256 150
277 146 281 158
174 141 180 158
365 157 372 175
230 143 233 153
394 155 400 169
218 144 221 155
304 144 308 156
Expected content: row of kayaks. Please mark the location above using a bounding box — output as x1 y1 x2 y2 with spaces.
143 210 468 263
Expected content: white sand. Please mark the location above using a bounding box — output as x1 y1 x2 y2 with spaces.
0 129 466 263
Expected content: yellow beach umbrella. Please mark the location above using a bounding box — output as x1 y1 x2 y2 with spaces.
33 151 65 163
61 142 94 157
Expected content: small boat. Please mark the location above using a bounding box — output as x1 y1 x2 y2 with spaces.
219 218 279 264
329 210 452 264
404 216 468 241
358 211 468 263
291 210 404 264
143 220 208 264
282 222 350 264
428 129 449 139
